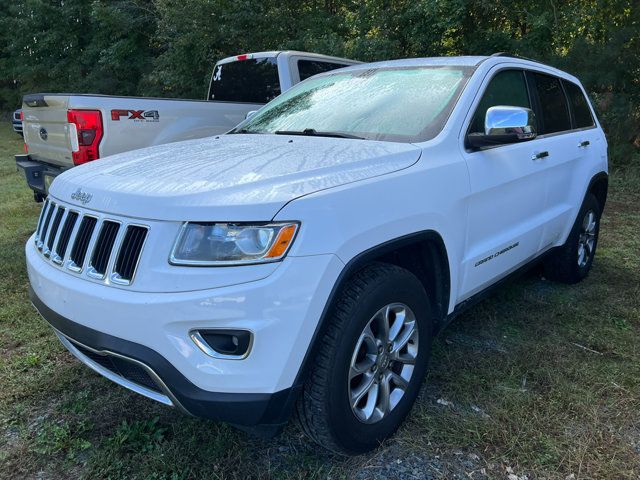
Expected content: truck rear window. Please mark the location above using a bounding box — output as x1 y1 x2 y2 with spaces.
208 57 281 104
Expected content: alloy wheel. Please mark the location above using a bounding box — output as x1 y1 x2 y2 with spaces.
578 209 597 268
348 303 419 424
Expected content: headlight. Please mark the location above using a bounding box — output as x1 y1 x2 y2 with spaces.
169 222 299 266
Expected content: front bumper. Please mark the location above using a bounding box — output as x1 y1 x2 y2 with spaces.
30 288 296 426
26 238 344 424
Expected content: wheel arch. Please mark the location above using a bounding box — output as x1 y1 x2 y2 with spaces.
587 171 608 212
292 230 451 389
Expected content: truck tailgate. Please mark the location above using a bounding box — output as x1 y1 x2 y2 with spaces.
23 95 73 167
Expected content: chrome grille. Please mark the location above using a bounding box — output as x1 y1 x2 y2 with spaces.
88 221 120 278
53 211 78 265
113 226 148 284
37 201 55 251
45 206 65 257
35 199 50 240
69 216 97 271
34 199 149 286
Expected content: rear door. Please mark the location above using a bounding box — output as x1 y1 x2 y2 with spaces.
541 78 602 244
525 72 594 248
22 95 74 167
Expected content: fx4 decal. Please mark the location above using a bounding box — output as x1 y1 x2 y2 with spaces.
111 110 160 122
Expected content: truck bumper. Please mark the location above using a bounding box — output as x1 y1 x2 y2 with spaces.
15 154 64 202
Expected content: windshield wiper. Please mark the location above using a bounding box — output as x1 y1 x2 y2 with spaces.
274 128 364 140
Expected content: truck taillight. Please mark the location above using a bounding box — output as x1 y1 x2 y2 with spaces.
20 111 24 121
67 109 103 166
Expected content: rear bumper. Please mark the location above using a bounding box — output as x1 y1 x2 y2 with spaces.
29 287 299 427
15 154 64 199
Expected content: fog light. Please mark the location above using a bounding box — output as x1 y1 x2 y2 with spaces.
190 329 252 359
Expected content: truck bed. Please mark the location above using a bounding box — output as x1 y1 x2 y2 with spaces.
22 93 261 168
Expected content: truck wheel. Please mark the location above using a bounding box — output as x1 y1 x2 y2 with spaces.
296 262 433 454
544 193 601 284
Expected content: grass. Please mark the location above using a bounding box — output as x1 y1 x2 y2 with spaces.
0 121 638 479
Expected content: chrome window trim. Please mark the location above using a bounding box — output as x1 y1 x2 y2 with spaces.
462 64 600 153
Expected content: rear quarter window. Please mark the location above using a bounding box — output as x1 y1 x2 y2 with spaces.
563 81 595 129
209 57 281 104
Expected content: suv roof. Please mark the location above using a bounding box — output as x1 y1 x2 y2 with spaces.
331 54 575 83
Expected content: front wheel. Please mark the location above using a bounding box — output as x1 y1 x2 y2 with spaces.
296 262 433 454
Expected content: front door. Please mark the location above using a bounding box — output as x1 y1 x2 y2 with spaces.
459 68 550 299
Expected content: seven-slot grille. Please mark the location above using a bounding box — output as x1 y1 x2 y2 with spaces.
34 199 148 285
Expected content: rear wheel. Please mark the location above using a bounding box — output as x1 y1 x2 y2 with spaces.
296 262 433 454
544 193 601 284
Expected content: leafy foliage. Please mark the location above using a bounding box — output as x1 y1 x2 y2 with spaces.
0 0 637 164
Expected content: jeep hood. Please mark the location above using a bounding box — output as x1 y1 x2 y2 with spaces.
49 134 421 221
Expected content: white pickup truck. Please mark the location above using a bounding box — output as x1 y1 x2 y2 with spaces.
16 50 359 201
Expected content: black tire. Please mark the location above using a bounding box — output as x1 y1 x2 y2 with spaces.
544 192 601 284
296 262 433 455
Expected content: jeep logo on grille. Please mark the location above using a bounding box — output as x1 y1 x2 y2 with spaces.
39 127 48 141
71 188 93 205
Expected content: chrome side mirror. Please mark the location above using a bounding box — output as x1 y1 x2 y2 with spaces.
467 106 537 149
245 110 258 120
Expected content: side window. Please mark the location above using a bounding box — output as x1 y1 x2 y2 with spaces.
298 60 349 81
469 70 530 134
532 73 571 134
563 81 595 129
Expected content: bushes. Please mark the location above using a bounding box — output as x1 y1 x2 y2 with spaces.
0 0 637 166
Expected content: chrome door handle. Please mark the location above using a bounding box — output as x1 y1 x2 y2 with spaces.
532 151 549 161
578 140 590 148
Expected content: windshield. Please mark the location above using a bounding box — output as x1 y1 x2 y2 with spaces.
209 57 281 103
233 66 472 142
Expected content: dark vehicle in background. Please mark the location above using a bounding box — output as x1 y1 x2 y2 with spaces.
12 109 23 136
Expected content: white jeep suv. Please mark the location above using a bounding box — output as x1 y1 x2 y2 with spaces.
26 54 608 454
